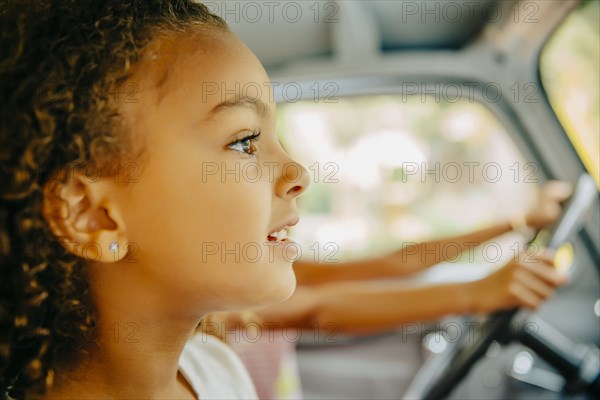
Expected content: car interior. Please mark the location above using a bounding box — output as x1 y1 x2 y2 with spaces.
222 0 600 398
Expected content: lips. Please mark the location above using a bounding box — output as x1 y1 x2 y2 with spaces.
267 226 289 242
267 216 299 243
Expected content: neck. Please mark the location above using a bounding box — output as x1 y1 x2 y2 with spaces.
44 262 203 399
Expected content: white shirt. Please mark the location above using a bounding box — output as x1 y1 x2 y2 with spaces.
178 333 259 399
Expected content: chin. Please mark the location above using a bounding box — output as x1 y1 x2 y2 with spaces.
257 269 297 306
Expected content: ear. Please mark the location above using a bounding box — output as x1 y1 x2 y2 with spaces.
42 171 129 263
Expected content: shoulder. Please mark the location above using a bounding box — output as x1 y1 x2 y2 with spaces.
179 333 258 399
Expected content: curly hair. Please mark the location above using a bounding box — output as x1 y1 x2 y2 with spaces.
0 1 226 398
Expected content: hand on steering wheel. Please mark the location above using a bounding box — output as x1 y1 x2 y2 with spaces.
524 180 573 230
472 248 568 314
413 174 597 399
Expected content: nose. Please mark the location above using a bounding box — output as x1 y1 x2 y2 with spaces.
276 160 310 200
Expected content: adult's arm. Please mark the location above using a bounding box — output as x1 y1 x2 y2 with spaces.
294 181 571 286
261 249 565 336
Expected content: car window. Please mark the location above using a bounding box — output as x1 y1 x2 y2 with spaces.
277 95 538 260
540 0 600 187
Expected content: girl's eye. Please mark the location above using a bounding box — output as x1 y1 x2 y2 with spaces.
227 130 261 156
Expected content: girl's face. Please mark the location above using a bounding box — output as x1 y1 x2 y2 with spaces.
108 29 309 314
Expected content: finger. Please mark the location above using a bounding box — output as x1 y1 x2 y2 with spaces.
509 282 543 310
519 258 565 287
543 180 573 201
521 246 555 266
535 248 556 265
514 269 555 300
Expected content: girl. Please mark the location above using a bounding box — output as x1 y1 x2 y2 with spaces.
1 0 308 398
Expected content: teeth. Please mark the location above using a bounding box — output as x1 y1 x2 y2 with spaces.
268 226 289 242
276 229 287 241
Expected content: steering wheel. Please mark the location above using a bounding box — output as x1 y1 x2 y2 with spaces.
404 174 599 399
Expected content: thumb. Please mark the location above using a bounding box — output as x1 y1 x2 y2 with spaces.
544 180 573 201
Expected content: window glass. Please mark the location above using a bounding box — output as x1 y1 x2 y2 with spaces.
278 96 538 260
540 0 600 187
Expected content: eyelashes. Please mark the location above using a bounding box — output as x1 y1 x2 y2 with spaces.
227 129 261 157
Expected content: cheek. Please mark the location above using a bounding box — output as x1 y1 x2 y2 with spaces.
119 160 272 265
193 177 272 244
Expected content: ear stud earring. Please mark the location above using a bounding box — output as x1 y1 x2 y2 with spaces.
108 241 119 252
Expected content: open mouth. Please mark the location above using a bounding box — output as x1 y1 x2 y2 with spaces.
267 226 289 243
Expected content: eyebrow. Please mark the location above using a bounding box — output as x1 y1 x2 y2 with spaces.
208 96 270 118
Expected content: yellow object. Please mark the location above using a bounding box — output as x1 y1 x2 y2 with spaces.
554 242 575 276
